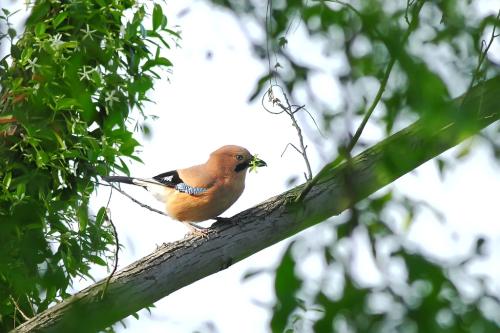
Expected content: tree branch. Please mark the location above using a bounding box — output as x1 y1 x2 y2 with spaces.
13 76 500 333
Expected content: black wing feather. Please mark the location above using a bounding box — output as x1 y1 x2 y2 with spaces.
153 170 183 188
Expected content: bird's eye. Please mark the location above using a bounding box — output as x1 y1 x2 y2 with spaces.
236 154 244 161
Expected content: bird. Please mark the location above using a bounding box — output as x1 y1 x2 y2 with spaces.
102 145 267 235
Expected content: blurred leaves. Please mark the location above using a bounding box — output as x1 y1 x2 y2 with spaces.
207 0 500 332
271 242 302 332
0 0 175 330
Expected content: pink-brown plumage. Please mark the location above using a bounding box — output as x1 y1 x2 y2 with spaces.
103 145 266 234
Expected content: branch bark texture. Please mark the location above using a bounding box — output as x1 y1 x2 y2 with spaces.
14 76 500 332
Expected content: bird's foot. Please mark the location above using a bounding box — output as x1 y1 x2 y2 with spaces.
186 222 210 239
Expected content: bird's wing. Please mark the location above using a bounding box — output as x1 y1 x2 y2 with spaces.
152 170 184 188
153 169 211 196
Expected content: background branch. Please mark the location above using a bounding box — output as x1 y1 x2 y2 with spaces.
103 183 169 218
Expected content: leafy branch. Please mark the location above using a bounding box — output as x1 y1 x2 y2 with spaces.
0 1 176 329
296 0 424 202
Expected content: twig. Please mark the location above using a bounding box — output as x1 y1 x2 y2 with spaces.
265 0 276 87
288 107 313 181
102 182 169 218
346 57 396 152
100 208 119 299
263 85 314 180
9 295 31 322
295 0 424 202
281 143 302 157
348 0 423 152
100 182 208 233
461 9 500 107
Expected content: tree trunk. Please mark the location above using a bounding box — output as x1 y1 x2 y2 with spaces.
13 76 500 332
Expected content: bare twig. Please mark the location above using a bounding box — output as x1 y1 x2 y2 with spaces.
263 85 314 180
101 209 119 299
9 295 31 322
100 186 120 299
296 0 424 202
263 0 325 181
281 142 303 157
265 0 276 87
101 182 169 218
100 182 210 233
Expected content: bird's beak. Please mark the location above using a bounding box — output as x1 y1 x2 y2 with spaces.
252 156 267 167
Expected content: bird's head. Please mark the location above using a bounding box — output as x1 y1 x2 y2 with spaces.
209 145 267 174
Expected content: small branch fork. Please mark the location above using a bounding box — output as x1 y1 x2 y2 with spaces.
263 84 319 181
9 295 31 326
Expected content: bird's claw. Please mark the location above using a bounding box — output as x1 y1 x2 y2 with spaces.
190 228 210 239
186 222 210 239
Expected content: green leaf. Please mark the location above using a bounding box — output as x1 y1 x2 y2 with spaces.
3 171 12 189
55 98 79 110
152 4 163 31
35 22 46 37
16 182 26 198
89 255 107 266
53 12 68 29
10 44 21 59
26 1 50 26
95 207 107 226
155 57 172 67
53 132 66 150
7 28 16 39
271 242 301 333
36 150 49 167
78 205 89 232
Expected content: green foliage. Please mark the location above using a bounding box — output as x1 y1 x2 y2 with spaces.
0 0 175 330
208 0 500 332
271 242 302 332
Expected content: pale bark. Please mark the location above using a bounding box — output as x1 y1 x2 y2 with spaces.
13 76 500 332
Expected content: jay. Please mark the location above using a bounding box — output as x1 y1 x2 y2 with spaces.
103 145 267 234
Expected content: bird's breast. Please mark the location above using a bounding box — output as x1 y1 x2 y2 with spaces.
165 180 245 222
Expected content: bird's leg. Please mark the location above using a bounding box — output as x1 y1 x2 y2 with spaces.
186 222 210 238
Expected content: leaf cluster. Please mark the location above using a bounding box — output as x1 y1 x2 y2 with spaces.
0 1 175 330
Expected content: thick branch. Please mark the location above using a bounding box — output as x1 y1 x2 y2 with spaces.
13 76 500 333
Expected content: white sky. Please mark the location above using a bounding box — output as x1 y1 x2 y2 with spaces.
3 0 500 332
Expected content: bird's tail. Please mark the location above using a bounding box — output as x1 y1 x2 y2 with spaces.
103 176 163 187
103 176 167 203
102 175 136 184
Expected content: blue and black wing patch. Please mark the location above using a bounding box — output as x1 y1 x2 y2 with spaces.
174 183 207 195
153 170 207 195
